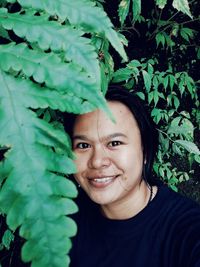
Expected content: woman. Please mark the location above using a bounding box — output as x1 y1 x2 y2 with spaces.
65 86 200 267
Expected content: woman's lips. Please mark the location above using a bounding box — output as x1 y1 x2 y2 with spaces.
88 176 117 188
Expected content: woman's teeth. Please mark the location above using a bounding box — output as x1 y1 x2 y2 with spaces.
93 177 114 183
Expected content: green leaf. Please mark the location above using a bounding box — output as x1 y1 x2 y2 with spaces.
151 108 162 123
194 155 200 163
147 63 154 75
142 70 152 92
0 0 7 6
153 90 159 106
112 67 133 82
168 117 194 139
1 229 14 250
10 0 127 61
0 24 11 40
153 75 159 90
128 59 141 68
0 156 12 186
0 9 101 86
180 27 194 42
172 0 193 19
184 74 196 98
173 95 180 109
159 166 165 177
148 91 154 104
4 74 97 114
156 32 165 48
169 184 178 192
105 28 128 62
175 140 200 155
0 69 78 266
197 48 200 59
100 62 109 95
160 133 169 152
178 78 185 95
164 33 175 47
0 43 110 114
118 0 130 26
156 0 167 9
132 0 141 21
169 74 176 90
136 92 145 100
172 143 184 156
163 76 169 89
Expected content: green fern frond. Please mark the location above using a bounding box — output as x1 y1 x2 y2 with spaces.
0 43 109 112
0 8 101 85
6 0 127 61
2 73 97 114
0 159 11 186
0 69 78 266
0 1 122 265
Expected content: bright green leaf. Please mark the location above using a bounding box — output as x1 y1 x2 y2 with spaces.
118 0 131 26
156 0 167 9
172 0 193 19
1 229 14 250
142 70 152 92
132 0 141 21
180 27 194 42
12 0 127 61
156 32 165 48
175 140 200 155
112 67 133 82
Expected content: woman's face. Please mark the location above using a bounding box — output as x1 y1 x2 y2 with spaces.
72 101 144 210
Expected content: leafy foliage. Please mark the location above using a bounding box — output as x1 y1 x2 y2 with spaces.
0 1 127 266
112 58 199 189
0 69 78 266
118 0 193 26
115 0 199 190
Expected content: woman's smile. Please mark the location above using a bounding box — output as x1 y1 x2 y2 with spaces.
88 175 118 188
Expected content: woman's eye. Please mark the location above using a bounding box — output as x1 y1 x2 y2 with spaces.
75 143 90 149
108 141 122 147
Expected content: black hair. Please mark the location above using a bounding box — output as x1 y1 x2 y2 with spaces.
63 85 159 185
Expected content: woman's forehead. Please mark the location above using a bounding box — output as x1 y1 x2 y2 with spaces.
73 101 139 135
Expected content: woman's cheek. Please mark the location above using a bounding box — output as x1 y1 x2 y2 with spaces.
74 153 87 173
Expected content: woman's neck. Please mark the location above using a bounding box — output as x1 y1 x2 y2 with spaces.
100 182 157 220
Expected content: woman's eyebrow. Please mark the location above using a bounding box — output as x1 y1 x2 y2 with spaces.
73 133 127 141
73 135 89 141
105 133 127 140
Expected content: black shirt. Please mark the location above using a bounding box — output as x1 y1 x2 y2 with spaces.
1 185 200 266
69 185 200 267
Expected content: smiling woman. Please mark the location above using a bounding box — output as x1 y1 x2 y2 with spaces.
72 100 150 218
64 85 200 267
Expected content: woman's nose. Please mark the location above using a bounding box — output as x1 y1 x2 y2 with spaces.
88 146 111 169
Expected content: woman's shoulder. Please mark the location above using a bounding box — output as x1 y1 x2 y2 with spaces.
159 184 200 210
154 184 200 230
156 185 200 266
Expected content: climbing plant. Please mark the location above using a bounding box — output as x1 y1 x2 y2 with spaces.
112 0 200 191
